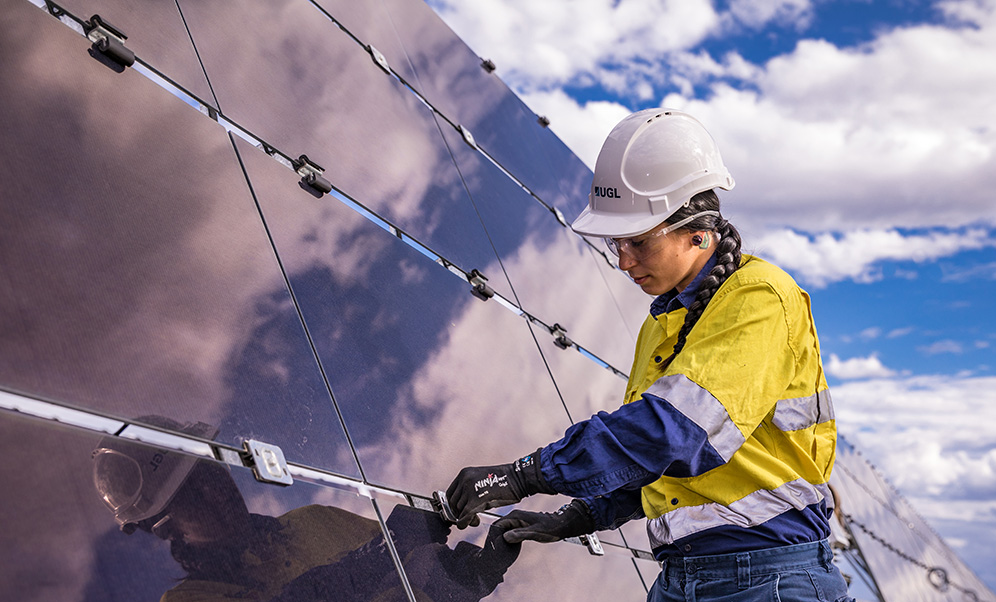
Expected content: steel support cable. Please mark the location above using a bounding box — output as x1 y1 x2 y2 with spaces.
842 514 979 600
832 440 988 599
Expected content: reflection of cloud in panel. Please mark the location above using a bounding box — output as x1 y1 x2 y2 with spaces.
358 232 637 496
503 234 634 417
0 0 285 425
358 288 571 492
176 0 484 269
0 416 172 602
507 230 637 371
486 540 649 600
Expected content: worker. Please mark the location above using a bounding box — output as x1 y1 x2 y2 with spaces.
444 109 852 601
93 416 520 602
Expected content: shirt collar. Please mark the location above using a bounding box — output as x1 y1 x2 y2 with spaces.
649 254 717 317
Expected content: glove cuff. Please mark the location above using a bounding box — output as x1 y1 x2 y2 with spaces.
514 448 557 496
566 499 596 535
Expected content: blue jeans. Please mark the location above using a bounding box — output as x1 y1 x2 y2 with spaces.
647 540 853 602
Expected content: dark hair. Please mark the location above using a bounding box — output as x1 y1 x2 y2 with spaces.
660 189 743 370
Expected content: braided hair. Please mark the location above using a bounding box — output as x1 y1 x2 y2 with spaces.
660 189 744 371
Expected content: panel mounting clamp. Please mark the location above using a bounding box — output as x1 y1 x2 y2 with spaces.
551 206 569 227
241 440 294 486
580 533 605 556
457 125 477 149
84 14 135 69
565 533 605 556
550 323 573 350
292 154 333 196
468 269 494 301
367 45 390 73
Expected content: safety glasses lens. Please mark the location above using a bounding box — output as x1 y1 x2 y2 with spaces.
93 450 143 511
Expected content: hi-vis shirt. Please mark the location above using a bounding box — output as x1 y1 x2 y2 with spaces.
539 255 837 557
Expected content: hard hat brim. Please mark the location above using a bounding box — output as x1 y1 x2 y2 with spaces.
570 205 670 239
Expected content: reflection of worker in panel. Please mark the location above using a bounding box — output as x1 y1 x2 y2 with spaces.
92 417 519 602
444 110 851 601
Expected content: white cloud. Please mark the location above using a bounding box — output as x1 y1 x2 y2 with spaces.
653 0 996 232
724 0 814 30
940 261 996 282
919 339 965 355
833 374 996 503
428 0 723 93
746 227 994 287
826 353 896 380
799 371 996 590
661 84 996 233
361 229 636 496
887 327 915 339
428 0 822 100
435 0 996 233
858 328 881 340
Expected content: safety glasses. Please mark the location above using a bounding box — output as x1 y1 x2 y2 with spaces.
93 448 144 513
604 211 718 259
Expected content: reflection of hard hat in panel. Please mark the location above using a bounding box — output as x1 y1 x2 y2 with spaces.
571 109 735 239
92 416 218 533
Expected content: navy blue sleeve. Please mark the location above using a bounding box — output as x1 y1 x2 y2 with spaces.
539 393 727 498
581 488 645 531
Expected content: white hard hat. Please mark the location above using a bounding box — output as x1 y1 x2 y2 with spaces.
571 109 735 238
92 416 218 533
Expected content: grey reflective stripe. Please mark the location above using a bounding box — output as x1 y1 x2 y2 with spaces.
645 374 745 462
772 389 835 432
646 481 832 549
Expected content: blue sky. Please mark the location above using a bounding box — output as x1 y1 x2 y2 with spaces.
428 0 996 592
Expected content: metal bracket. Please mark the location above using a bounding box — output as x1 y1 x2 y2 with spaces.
367 44 390 73
550 323 572 350
468 269 494 301
580 533 605 556
292 154 333 196
84 14 135 68
552 206 569 227
481 58 496 73
241 440 293 486
537 115 550 128
431 490 458 523
457 125 477 149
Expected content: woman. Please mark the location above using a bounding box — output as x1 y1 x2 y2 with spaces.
444 109 851 601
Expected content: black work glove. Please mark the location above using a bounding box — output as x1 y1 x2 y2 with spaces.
405 521 522 602
385 504 451 558
494 499 596 544
445 449 555 528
